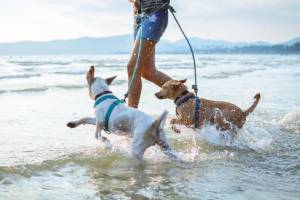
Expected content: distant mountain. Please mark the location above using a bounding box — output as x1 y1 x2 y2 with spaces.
163 38 272 52
0 35 132 55
0 35 299 55
284 37 300 46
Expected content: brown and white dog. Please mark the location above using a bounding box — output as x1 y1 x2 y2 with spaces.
155 79 261 133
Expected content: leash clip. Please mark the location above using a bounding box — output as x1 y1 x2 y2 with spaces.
168 5 176 13
192 84 198 96
122 93 128 103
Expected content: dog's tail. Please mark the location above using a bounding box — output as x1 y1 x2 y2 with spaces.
155 110 168 133
144 110 169 140
244 93 261 117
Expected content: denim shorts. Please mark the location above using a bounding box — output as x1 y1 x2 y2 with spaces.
134 9 168 42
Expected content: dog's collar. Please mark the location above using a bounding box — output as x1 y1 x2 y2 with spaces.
174 90 190 105
95 91 112 101
174 94 196 109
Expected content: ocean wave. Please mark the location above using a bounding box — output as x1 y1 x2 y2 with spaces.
9 61 70 66
0 148 132 176
112 80 127 85
100 64 125 68
278 112 300 133
9 87 49 93
202 68 265 79
239 60 260 66
0 86 76 94
0 74 41 80
51 85 86 89
52 71 86 75
279 112 300 125
74 58 127 63
0 80 126 95
294 73 300 77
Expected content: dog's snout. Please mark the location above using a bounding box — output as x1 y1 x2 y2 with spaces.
90 65 95 70
155 92 163 99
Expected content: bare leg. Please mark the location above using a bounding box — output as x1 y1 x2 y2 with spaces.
127 39 171 108
141 42 171 87
127 39 143 108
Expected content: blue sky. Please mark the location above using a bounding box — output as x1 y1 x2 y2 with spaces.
0 0 299 43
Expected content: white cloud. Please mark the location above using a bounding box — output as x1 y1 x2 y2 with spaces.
0 0 299 42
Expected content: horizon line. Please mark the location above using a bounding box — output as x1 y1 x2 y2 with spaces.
0 34 299 45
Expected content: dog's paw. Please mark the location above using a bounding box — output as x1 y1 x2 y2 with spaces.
170 118 177 124
66 122 77 128
99 136 112 149
171 125 181 134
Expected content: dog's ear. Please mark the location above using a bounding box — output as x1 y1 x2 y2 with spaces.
89 66 95 76
87 65 95 84
179 79 187 84
105 75 117 85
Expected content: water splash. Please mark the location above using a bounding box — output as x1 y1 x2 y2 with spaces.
187 123 273 151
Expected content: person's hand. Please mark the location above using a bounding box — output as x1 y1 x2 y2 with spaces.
128 0 140 7
128 0 140 5
129 0 140 14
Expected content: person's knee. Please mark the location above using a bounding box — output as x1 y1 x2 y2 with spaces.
141 68 155 81
127 63 135 76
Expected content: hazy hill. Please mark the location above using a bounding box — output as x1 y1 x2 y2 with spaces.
0 35 299 54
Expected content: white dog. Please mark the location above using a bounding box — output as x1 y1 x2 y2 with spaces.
67 66 179 161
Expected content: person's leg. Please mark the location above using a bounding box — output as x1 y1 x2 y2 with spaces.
128 9 171 107
127 39 142 108
141 42 171 87
127 39 156 108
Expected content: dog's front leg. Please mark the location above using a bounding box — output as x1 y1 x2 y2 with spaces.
95 121 112 147
170 118 182 133
67 117 96 128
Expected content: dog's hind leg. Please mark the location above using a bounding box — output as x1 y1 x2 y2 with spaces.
213 109 232 131
157 131 181 162
66 117 96 128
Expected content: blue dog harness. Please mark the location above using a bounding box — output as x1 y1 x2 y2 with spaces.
174 90 201 129
94 91 124 133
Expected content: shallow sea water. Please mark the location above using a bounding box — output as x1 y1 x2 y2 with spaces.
0 54 300 199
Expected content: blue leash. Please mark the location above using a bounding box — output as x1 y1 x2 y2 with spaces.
194 97 201 128
168 5 198 97
169 5 201 128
